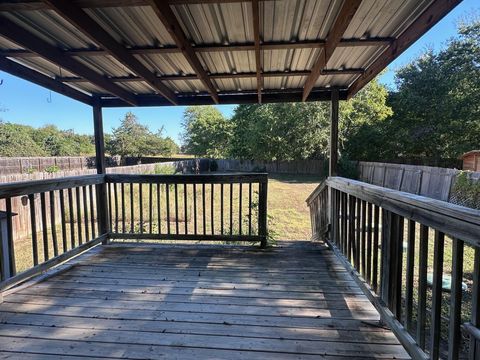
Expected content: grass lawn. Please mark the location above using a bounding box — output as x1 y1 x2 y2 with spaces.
266 174 322 241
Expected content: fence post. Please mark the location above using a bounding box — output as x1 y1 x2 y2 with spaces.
258 176 268 248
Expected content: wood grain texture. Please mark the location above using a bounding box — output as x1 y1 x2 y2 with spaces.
0 241 410 360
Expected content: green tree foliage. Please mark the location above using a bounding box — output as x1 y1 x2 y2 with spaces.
379 18 480 161
230 103 330 161
0 122 94 156
0 122 47 156
181 106 232 158
107 112 178 159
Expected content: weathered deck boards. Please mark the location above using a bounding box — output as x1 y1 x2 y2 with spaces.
0 242 410 359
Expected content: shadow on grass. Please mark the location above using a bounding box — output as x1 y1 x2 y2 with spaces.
267 173 324 184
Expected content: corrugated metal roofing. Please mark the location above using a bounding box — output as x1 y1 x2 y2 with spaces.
0 0 458 106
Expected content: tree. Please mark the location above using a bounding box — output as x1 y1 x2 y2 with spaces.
181 106 232 157
379 18 480 162
107 112 178 160
0 122 47 156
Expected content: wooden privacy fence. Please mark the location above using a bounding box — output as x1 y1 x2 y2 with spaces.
307 177 480 360
106 173 268 246
357 161 461 201
0 172 268 290
216 159 324 175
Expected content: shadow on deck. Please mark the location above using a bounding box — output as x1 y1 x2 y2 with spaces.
0 241 410 359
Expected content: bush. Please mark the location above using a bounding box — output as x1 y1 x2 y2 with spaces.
153 164 176 175
450 171 480 209
44 165 60 173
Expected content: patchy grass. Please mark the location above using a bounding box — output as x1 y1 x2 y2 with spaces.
267 174 322 240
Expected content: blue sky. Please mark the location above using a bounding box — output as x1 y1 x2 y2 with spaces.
0 0 477 143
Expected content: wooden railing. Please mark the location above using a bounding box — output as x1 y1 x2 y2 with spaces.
0 175 107 289
307 177 480 360
0 173 268 290
106 173 268 246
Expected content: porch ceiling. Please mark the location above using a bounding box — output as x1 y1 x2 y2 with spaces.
0 0 461 107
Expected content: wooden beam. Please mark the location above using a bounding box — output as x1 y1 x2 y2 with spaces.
302 0 362 101
347 0 462 98
43 0 177 105
57 69 364 83
0 56 93 105
0 38 393 58
0 16 138 105
252 0 262 103
100 87 348 107
329 89 339 176
148 0 219 104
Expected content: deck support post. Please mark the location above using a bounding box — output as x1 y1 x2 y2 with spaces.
93 99 110 244
327 89 339 240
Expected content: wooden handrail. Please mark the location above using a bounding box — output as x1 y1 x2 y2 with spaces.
307 176 480 360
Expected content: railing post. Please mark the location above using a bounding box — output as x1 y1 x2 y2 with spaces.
93 100 110 244
0 211 12 281
258 176 268 248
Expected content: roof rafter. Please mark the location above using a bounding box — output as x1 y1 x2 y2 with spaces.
0 56 93 105
148 0 219 104
43 0 177 105
0 38 394 58
252 0 262 103
0 15 138 105
347 0 462 98
302 0 363 102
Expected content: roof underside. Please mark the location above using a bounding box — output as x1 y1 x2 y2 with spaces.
0 0 461 107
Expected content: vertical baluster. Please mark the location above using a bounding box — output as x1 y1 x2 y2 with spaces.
448 238 464 360
193 183 197 235
107 182 112 230
157 183 161 234
113 183 119 233
430 230 445 359
347 195 355 262
334 190 340 245
28 194 39 266
75 187 82 244
366 202 373 283
417 224 429 350
68 188 75 248
139 183 143 234
355 198 361 268
221 183 224 235
248 182 252 236
89 185 95 239
166 183 170 234
211 183 214 235
372 205 380 292
361 200 366 276
174 183 179 234
229 183 233 236
405 219 416 332
202 183 206 235
121 183 125 234
40 192 49 261
59 190 68 252
238 183 242 235
49 191 58 256
184 183 188 235
82 186 89 241
149 183 153 234
470 247 480 360
130 183 134 233
5 198 15 276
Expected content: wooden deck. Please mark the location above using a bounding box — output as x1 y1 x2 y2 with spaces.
0 242 410 359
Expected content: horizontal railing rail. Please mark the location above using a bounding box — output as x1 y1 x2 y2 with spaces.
0 172 269 290
0 174 108 289
307 176 480 360
105 173 268 247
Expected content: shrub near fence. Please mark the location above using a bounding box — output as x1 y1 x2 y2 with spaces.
216 159 324 175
